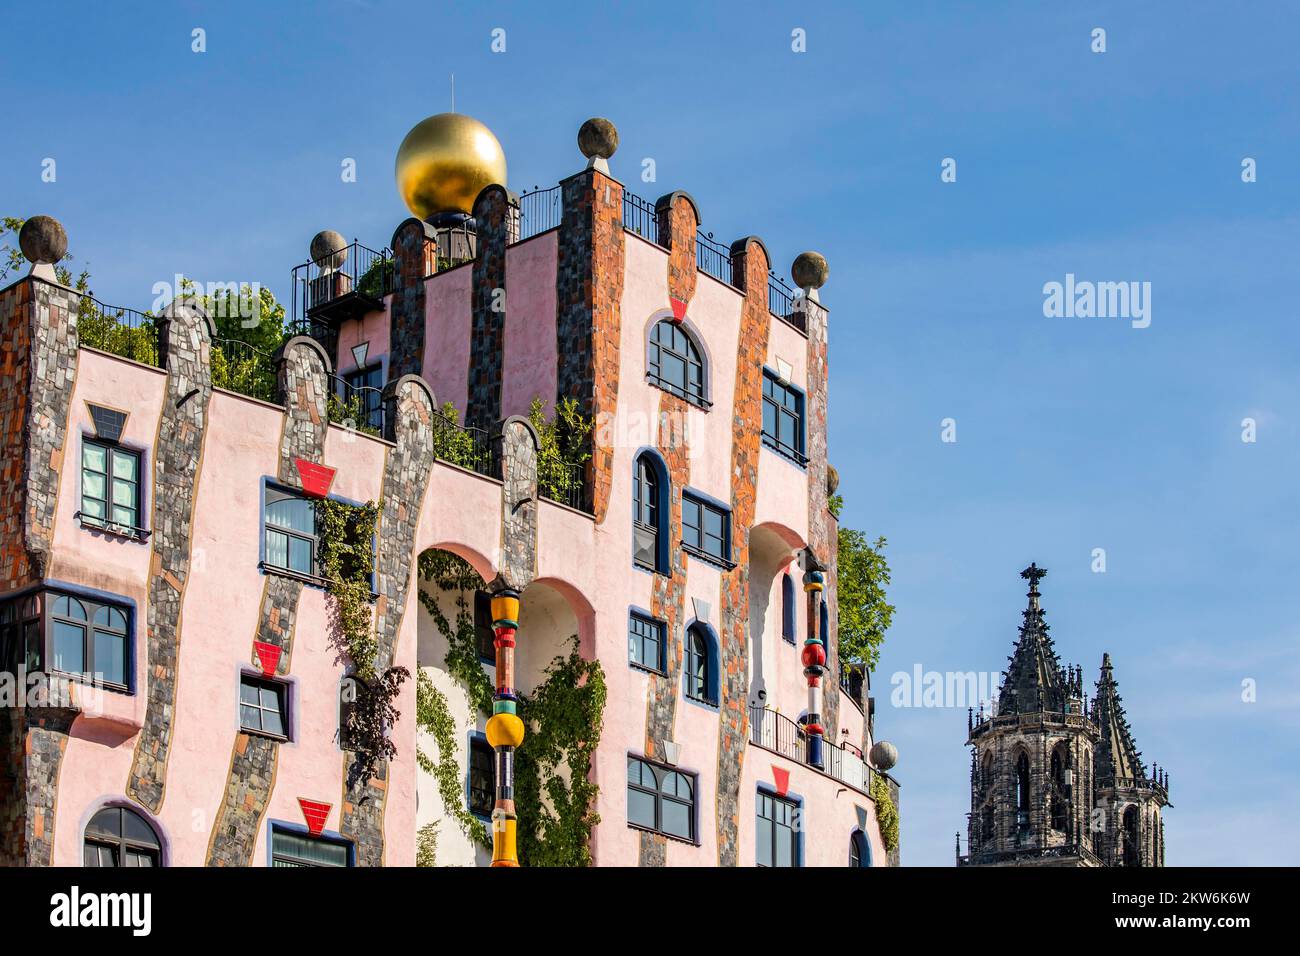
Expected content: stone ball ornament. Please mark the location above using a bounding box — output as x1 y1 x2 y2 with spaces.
309 230 348 270
870 740 898 772
18 215 68 265
578 117 619 159
791 251 829 291
395 112 508 220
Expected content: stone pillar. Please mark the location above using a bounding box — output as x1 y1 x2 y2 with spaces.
802 565 827 769
466 185 513 433
715 236 772 866
555 167 624 520
128 300 215 814
389 218 436 382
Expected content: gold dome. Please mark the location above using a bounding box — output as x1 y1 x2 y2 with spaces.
395 112 507 219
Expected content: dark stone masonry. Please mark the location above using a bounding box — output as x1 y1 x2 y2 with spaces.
466 186 511 433
340 375 436 866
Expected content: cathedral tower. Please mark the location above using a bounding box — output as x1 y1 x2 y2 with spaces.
959 565 1171 867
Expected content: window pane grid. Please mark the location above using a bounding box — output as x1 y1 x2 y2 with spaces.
627 757 697 843
82 440 141 531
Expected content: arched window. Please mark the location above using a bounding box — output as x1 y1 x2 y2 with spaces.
632 453 668 573
627 757 697 842
979 751 996 844
1015 752 1031 836
850 829 871 867
647 319 706 406
684 623 718 705
83 805 161 867
781 573 795 643
1122 805 1140 866
1050 747 1069 832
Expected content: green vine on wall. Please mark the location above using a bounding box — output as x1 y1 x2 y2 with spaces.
417 550 494 715
317 497 409 785
415 669 490 848
514 636 606 867
870 770 899 853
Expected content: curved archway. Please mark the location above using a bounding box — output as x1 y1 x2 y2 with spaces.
746 522 807 709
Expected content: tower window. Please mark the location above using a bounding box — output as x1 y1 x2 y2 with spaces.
761 371 806 464
1015 751 1031 836
647 319 707 407
83 806 161 867
850 829 871 867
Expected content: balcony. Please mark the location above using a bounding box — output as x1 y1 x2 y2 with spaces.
291 240 392 329
748 704 878 798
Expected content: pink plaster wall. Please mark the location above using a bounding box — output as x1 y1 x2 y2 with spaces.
422 266 473 414
336 303 392 378
501 233 558 420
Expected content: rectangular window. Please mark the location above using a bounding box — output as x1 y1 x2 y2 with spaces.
240 673 289 740
757 790 801 867
628 612 665 673
343 365 384 432
627 756 697 843
270 825 352 867
468 735 495 819
474 590 496 663
263 486 318 576
681 492 731 565
81 440 142 533
762 372 806 464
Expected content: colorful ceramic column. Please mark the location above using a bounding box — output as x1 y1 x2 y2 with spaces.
487 587 524 866
802 569 826 768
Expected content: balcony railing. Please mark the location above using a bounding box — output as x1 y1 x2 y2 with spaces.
430 410 499 479
768 274 807 334
77 296 162 368
622 190 663 247
290 240 392 327
517 185 562 242
538 459 586 511
211 338 278 403
696 232 736 288
748 705 878 798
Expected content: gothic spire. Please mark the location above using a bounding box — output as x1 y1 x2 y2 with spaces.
1092 652 1144 786
996 564 1068 715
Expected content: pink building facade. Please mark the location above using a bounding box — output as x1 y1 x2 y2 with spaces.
0 126 899 867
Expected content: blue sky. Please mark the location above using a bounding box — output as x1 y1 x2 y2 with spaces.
4 1 1297 865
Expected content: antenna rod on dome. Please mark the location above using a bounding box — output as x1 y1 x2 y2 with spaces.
450 73 455 112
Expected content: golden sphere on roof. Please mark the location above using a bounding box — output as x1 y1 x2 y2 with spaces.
395 112 507 219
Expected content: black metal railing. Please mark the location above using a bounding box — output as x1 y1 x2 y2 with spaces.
291 240 393 326
211 338 278 402
431 410 499 479
77 297 162 367
768 274 806 334
517 186 562 242
327 373 386 437
423 223 477 276
538 460 586 511
622 191 663 247
695 232 736 287
748 705 877 796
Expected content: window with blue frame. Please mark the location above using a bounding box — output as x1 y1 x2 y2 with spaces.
468 735 494 819
633 453 668 573
6 590 134 692
628 611 665 673
820 600 829 653
647 320 707 407
850 829 872 867
264 486 318 576
240 673 289 741
681 493 730 565
761 371 806 464
757 789 801 867
781 573 796 643
270 825 353 867
684 624 718 705
627 756 696 843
